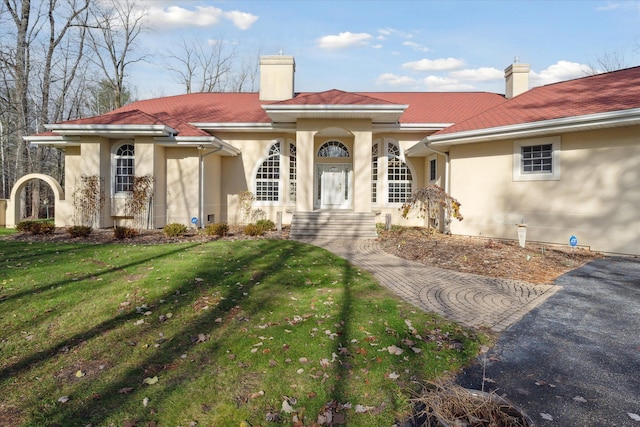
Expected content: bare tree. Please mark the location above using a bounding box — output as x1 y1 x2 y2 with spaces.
586 49 628 75
0 0 92 212
166 37 237 93
229 48 261 92
88 0 146 108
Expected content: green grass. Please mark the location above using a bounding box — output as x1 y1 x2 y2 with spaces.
0 239 485 426
0 227 17 237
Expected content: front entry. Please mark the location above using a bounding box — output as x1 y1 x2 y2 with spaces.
315 163 352 209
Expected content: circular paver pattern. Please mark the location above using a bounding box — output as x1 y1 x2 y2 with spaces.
298 238 560 331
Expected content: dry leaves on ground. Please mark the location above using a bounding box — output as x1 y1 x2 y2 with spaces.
377 227 600 284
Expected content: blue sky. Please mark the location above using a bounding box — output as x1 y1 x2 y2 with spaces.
131 0 640 99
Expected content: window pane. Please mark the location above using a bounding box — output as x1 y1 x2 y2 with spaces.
522 144 552 174
114 144 135 193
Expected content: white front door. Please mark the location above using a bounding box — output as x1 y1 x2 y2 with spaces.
316 164 352 209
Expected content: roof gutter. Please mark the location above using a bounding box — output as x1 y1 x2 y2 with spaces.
45 123 178 137
416 137 450 194
428 108 640 146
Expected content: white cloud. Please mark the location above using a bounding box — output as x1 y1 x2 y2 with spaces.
530 60 592 86
449 67 503 82
402 57 465 72
403 41 430 52
144 5 257 30
224 10 259 30
422 76 474 91
596 2 622 11
376 73 418 86
317 32 374 50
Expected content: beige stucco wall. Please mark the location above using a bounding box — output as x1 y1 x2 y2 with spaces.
448 126 640 255
57 145 81 227
215 122 428 226
165 147 200 226
0 199 6 226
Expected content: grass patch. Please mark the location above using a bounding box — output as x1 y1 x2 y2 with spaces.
0 239 485 426
0 227 17 237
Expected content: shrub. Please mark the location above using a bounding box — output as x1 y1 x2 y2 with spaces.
16 220 55 235
16 220 36 233
163 223 188 237
31 222 55 235
256 219 275 233
205 222 229 237
243 223 264 236
68 225 92 238
114 226 138 240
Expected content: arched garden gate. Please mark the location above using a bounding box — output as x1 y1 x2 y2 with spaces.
4 174 64 227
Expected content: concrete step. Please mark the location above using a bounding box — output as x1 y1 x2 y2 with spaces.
290 211 378 239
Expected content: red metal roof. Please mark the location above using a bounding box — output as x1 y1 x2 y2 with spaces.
45 66 640 136
103 90 506 126
60 109 211 137
116 93 271 124
273 89 399 106
436 66 640 135
360 92 507 124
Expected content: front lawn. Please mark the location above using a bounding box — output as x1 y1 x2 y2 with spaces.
0 239 485 426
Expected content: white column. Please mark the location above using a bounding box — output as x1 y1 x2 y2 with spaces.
352 126 372 212
296 129 314 211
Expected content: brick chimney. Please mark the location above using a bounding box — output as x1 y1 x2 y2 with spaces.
259 55 295 101
504 63 530 99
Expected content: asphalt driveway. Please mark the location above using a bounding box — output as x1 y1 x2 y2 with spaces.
457 257 640 426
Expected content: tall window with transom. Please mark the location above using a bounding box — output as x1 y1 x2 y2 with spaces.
114 144 135 193
387 142 412 203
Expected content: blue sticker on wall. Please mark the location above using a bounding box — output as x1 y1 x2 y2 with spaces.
569 235 578 247
191 217 198 225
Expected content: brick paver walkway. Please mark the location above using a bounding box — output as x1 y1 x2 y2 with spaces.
297 238 561 332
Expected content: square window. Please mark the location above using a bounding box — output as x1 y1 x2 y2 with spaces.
513 137 561 181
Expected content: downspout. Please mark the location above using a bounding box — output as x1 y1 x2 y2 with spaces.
418 137 450 193
198 140 224 228
419 138 452 234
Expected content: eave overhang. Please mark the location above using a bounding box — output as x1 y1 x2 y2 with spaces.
153 135 240 156
24 135 82 146
262 104 409 123
44 123 178 139
427 108 640 147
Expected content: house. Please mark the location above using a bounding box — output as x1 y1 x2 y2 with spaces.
10 55 640 255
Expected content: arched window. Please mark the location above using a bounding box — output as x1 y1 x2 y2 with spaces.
256 142 281 202
114 144 135 193
255 141 297 203
371 143 379 204
387 142 412 203
318 140 349 158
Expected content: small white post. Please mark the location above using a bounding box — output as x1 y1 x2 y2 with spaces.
516 223 527 248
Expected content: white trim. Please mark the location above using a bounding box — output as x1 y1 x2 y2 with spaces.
428 155 437 184
45 124 178 137
111 141 136 197
513 136 561 182
314 163 353 210
383 138 416 207
429 108 640 146
253 139 284 206
262 104 408 123
153 136 241 155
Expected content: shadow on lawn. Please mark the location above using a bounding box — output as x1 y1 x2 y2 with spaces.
23 240 342 426
0 243 206 385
